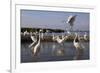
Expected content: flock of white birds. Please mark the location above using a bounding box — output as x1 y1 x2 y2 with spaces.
22 15 89 60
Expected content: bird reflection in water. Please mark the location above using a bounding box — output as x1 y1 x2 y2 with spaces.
52 32 67 56
55 48 65 56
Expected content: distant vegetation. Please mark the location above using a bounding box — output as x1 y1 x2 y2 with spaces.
21 28 64 33
21 28 89 33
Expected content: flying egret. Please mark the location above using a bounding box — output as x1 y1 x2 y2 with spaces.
67 15 77 31
73 33 84 60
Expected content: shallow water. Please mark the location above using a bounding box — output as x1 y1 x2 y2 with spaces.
21 41 89 63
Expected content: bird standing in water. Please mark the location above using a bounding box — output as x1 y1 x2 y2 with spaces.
52 34 68 56
73 33 84 60
23 30 29 36
28 35 37 48
29 30 41 56
84 32 88 41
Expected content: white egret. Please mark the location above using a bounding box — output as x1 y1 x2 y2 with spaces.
55 35 68 44
45 29 50 49
84 32 88 41
52 33 68 45
32 31 38 35
23 30 29 36
28 31 38 48
40 29 44 40
28 35 37 48
67 15 77 31
52 40 65 56
73 33 84 60
52 34 68 56
31 30 41 56
52 32 57 41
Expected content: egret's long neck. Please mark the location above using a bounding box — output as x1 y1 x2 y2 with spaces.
74 34 79 42
35 32 40 45
52 33 55 40
74 35 76 42
38 32 40 43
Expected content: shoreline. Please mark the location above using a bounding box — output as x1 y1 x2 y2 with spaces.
21 35 89 43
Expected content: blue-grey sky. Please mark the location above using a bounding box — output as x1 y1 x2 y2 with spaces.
21 10 89 31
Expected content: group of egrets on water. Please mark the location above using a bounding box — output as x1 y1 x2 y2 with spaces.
21 15 89 60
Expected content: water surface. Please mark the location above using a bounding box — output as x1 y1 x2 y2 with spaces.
21 41 89 63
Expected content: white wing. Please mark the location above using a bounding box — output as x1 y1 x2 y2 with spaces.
67 15 73 23
56 36 65 43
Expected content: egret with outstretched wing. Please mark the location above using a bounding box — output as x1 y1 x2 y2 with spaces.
67 15 77 31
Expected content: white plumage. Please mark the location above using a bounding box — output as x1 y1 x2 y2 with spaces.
74 33 84 49
28 35 37 48
52 33 67 56
40 29 44 39
52 33 68 44
67 15 74 23
31 35 37 42
31 31 40 56
73 33 84 59
67 15 77 31
56 36 66 44
84 32 88 41
23 30 29 36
